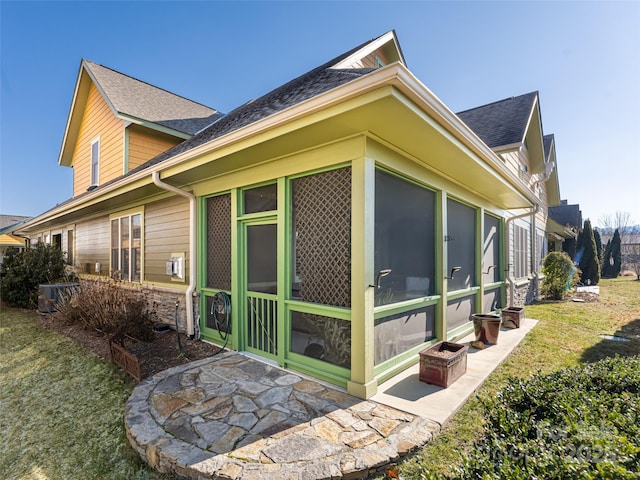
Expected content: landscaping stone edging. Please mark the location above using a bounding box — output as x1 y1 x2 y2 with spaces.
125 353 440 479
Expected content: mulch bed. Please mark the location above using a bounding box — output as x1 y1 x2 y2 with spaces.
37 312 222 380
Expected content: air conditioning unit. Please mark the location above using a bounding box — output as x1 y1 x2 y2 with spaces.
37 283 79 313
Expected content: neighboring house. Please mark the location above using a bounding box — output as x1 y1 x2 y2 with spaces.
548 199 583 256
0 216 30 265
16 31 564 398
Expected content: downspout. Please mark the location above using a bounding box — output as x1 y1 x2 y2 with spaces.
504 160 555 306
152 171 196 338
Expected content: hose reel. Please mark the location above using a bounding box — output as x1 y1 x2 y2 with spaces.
211 291 232 340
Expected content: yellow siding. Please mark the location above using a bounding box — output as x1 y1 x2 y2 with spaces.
144 196 190 283
75 216 110 273
127 125 181 172
501 149 531 184
72 83 123 197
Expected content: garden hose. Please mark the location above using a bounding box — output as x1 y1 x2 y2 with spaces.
172 294 231 361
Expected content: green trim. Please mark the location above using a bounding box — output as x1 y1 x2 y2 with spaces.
373 296 439 319
117 113 191 140
277 177 287 367
447 286 481 301
373 337 438 383
285 352 350 387
477 207 485 308
447 321 474 343
230 189 240 351
286 300 351 321
123 127 129 174
438 190 447 340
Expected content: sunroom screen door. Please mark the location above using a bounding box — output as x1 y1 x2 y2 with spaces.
243 222 278 359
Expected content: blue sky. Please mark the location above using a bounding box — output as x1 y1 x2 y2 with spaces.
1 1 638 227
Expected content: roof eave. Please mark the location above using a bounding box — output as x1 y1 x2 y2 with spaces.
26 63 538 232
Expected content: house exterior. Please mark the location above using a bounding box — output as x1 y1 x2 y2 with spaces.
16 31 563 398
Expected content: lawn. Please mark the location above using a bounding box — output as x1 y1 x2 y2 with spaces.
399 277 640 479
0 308 173 480
1 278 637 479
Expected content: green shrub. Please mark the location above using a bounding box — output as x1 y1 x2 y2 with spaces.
0 243 69 308
56 278 156 341
541 251 580 300
451 356 640 479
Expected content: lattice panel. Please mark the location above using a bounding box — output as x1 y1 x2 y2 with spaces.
293 167 351 307
206 194 232 290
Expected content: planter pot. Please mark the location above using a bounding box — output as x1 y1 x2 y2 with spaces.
419 341 468 388
502 307 524 329
472 313 501 345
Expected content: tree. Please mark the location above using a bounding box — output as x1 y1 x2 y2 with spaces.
610 229 622 277
0 243 68 308
577 220 600 285
593 228 602 263
541 252 580 300
601 239 612 278
598 211 633 242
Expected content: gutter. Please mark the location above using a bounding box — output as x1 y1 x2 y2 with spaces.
505 160 556 306
151 171 196 338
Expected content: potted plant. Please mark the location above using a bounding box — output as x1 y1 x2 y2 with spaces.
419 341 468 387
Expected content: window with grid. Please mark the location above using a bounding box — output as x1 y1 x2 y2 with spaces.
110 213 141 282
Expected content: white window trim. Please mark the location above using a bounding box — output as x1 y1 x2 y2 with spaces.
90 136 100 187
109 209 144 283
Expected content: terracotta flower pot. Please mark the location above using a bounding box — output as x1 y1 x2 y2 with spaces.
472 313 501 344
419 341 468 387
502 307 524 329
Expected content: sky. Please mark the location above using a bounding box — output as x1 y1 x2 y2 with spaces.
1 1 639 228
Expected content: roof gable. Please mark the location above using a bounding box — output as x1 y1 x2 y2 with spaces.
58 60 222 166
457 92 546 173
543 133 560 205
133 31 403 172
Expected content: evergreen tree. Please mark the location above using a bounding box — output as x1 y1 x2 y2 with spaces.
601 239 612 278
611 228 622 277
563 237 577 260
577 220 600 285
593 229 602 263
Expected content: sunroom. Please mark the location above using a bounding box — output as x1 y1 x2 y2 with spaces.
174 62 538 399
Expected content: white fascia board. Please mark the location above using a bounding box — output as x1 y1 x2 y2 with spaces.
31 62 537 230
58 61 89 166
331 31 403 69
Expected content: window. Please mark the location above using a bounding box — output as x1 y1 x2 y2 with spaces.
67 230 74 266
483 213 501 283
374 170 435 305
91 137 100 186
513 224 529 278
291 167 351 307
111 213 141 282
243 184 277 214
447 198 477 291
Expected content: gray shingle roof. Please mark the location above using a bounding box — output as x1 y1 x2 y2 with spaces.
543 134 554 161
84 60 223 135
548 203 582 229
456 92 538 148
132 38 381 172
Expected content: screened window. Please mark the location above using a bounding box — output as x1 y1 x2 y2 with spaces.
244 184 277 214
374 170 435 305
111 213 141 282
290 311 351 369
447 198 476 291
291 167 351 307
374 305 435 365
483 213 501 283
206 194 232 291
514 224 529 278
91 138 100 186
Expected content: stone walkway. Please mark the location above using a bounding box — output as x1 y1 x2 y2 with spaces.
125 352 440 479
